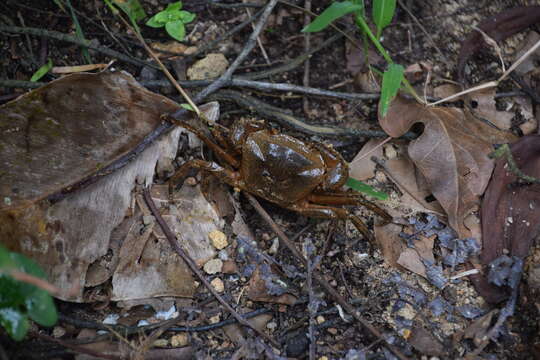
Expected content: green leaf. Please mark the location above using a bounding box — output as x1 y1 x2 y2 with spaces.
0 246 58 339
165 1 182 12
178 10 196 24
180 103 194 111
379 63 404 118
155 10 180 23
372 0 396 38
115 0 146 22
0 308 29 341
25 289 57 327
346 178 388 200
302 1 362 33
146 13 166 27
30 59 53 82
166 20 186 41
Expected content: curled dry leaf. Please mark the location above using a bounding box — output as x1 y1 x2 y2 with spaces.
379 96 496 238
472 135 540 303
468 88 513 131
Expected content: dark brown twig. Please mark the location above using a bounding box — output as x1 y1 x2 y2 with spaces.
142 188 280 348
0 25 152 68
246 194 411 360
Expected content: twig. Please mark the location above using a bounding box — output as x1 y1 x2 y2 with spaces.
489 144 540 184
302 0 312 116
142 188 280 348
246 194 411 360
171 0 280 119
0 25 152 68
210 89 405 139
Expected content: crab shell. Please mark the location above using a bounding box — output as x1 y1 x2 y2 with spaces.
238 129 349 205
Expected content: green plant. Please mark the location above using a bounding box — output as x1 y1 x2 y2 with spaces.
104 0 146 33
0 245 57 341
30 59 53 82
303 0 419 118
146 1 196 42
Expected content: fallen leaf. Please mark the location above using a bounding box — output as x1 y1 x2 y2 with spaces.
379 96 495 238
468 88 514 130
385 154 444 215
457 6 540 81
397 248 427 278
349 139 385 180
463 309 497 346
512 31 540 76
408 323 446 356
374 223 406 268
473 135 540 303
246 266 297 305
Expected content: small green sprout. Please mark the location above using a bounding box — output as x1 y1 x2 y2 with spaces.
146 1 196 42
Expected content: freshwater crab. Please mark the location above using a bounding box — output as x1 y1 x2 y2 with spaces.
168 117 391 240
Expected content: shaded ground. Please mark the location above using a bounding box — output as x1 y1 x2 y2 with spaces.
1 0 540 359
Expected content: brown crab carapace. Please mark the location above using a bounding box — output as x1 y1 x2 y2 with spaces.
168 118 391 239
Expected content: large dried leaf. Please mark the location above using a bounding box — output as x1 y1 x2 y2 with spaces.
473 135 540 303
457 6 540 81
0 72 223 302
0 71 179 210
379 96 495 237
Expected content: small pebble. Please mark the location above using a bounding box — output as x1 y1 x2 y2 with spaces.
154 339 168 347
266 321 277 331
204 258 223 274
209 230 228 249
171 333 189 347
327 328 338 335
316 315 325 325
268 237 280 255
52 326 66 338
210 277 225 293
209 314 221 324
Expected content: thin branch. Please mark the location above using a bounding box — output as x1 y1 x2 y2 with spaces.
245 194 411 360
142 188 280 348
0 25 153 68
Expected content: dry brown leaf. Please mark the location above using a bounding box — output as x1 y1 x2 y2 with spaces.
246 266 297 305
379 96 496 237
473 135 540 303
397 248 427 278
513 31 540 76
385 155 444 215
374 223 406 268
349 139 385 180
468 88 513 130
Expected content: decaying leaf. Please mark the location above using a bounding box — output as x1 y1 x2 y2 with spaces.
246 265 297 305
468 88 513 131
473 135 540 303
379 96 496 238
349 139 385 180
408 323 446 356
374 223 406 268
0 71 223 302
457 6 540 81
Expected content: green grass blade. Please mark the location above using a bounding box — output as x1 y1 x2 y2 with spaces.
346 177 388 200
379 63 404 118
66 0 91 63
30 59 53 82
302 1 362 33
372 0 396 38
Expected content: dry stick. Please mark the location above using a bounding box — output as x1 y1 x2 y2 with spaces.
302 0 312 116
142 188 280 349
0 25 152 68
115 15 200 116
34 333 121 360
245 194 411 360
171 0 280 119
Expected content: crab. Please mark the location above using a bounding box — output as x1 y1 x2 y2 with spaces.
167 117 391 240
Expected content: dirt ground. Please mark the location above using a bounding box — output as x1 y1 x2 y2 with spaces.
1 0 540 359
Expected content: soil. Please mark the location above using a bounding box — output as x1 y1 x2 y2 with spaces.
1 0 540 359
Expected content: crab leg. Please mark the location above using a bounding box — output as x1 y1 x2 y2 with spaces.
307 193 392 223
168 159 241 195
287 202 373 241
